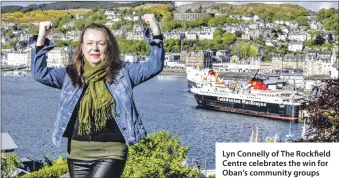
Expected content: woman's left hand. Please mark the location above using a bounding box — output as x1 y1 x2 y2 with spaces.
141 14 161 36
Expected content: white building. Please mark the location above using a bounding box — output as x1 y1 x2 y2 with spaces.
7 52 28 66
249 23 259 30
212 62 260 72
288 42 303 52
310 20 323 30
241 33 251 40
112 18 122 22
126 32 143 40
274 20 285 25
124 54 138 63
133 16 140 21
46 47 67 67
123 16 133 21
164 33 180 40
185 32 197 40
288 33 307 42
330 60 338 79
277 33 287 41
198 32 213 40
104 10 119 20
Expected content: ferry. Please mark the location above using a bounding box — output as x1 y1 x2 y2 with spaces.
190 72 306 121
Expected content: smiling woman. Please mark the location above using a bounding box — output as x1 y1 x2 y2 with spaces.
28 14 165 178
81 28 109 66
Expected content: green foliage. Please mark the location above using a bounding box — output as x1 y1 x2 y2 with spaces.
22 157 68 178
222 33 236 46
2 44 12 49
239 43 250 57
117 37 150 55
55 40 77 47
314 35 325 45
121 23 133 31
29 26 39 35
316 8 336 21
208 16 240 25
323 14 338 34
249 44 259 56
214 3 309 22
230 55 239 63
1 151 21 178
122 131 200 178
213 27 223 38
295 16 309 26
234 31 243 38
8 40 18 48
4 31 14 38
254 37 265 45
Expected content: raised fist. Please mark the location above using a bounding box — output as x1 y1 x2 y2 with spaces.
39 21 54 38
141 14 161 36
37 21 54 46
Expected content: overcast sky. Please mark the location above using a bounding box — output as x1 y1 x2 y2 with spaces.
1 1 338 12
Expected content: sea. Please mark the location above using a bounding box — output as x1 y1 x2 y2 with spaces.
2 75 303 169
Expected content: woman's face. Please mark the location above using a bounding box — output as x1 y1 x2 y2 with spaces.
81 28 108 66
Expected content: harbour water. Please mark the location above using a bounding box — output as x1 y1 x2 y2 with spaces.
2 75 303 169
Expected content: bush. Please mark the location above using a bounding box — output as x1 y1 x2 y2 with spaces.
21 131 199 178
122 131 200 178
305 79 339 142
22 157 68 178
1 151 21 178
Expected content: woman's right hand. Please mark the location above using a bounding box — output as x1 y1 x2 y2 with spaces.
37 21 54 46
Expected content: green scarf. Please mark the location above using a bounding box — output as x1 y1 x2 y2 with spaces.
78 59 115 136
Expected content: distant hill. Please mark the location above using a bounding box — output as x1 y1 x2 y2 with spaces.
207 3 310 18
1 1 174 13
175 2 218 13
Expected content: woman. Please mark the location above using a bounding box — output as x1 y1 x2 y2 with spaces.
29 14 164 178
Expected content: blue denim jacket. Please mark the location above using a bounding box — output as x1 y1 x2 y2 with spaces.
29 30 164 147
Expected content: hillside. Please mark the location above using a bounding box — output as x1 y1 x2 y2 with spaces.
2 9 90 23
206 3 310 21
1 1 174 13
175 2 218 13
0 2 316 24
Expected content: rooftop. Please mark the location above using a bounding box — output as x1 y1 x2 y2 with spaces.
1 132 18 151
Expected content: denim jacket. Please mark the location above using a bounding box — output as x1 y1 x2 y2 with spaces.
29 29 165 147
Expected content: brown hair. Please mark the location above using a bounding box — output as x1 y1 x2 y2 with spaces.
66 23 123 87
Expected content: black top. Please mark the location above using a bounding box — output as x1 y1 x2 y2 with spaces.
70 90 125 143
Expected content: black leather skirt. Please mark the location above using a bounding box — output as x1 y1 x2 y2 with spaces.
67 157 127 178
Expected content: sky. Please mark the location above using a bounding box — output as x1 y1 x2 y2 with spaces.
1 1 338 12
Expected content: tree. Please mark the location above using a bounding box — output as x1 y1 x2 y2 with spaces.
29 26 39 35
4 31 14 38
295 16 309 26
249 44 258 56
234 31 243 38
230 46 237 56
317 8 336 21
254 37 265 45
230 55 239 63
213 27 223 39
196 6 202 13
304 39 313 47
22 156 68 178
1 152 21 178
304 79 339 142
122 131 200 178
239 43 250 57
185 9 192 13
222 33 236 46
18 40 28 48
314 35 325 45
